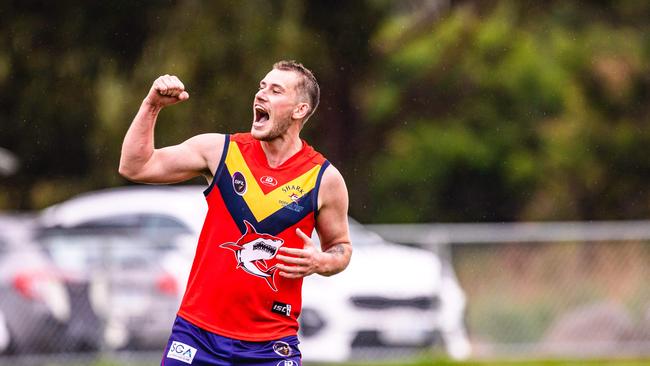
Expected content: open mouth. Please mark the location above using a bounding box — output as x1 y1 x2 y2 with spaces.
254 105 270 124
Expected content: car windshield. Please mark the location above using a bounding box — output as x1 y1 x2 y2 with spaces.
38 229 171 273
348 218 387 247
310 218 387 248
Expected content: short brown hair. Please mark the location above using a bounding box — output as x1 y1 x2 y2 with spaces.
273 60 320 122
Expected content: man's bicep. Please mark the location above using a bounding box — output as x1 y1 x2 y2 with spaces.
136 134 222 183
143 144 204 182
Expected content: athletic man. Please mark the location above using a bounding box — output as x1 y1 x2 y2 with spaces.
119 60 352 366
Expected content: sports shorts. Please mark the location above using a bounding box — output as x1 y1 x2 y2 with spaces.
161 316 302 366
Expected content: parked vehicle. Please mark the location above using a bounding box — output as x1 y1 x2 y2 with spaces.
0 309 9 354
301 220 451 361
37 227 182 350
0 215 101 355
40 186 470 361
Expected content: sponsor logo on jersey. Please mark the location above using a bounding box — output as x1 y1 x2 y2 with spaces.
276 361 295 366
260 175 278 187
281 184 304 195
272 341 293 357
167 341 197 364
271 301 292 317
232 171 247 195
220 221 284 291
279 184 305 212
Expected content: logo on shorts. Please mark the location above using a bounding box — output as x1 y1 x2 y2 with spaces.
272 341 292 357
167 341 197 364
271 301 292 317
276 361 295 366
260 175 278 187
232 172 247 195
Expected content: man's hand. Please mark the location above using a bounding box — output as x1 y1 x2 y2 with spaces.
276 228 325 278
119 73 221 184
145 74 190 108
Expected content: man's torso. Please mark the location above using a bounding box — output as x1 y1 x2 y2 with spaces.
177 133 329 341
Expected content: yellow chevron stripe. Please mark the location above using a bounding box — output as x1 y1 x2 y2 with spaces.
225 143 321 221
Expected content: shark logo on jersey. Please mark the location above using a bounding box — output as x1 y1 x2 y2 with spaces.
220 221 284 291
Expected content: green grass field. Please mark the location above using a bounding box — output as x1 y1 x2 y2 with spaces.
87 357 650 366
91 361 649 366
314 357 650 366
331 360 650 366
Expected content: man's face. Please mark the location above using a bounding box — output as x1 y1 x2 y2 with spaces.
251 69 303 141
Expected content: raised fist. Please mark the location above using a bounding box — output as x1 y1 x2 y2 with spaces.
145 74 190 107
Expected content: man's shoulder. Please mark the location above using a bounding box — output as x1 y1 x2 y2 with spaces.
321 163 344 182
185 133 225 149
315 162 348 215
230 132 255 144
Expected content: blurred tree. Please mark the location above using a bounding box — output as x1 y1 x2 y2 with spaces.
1 0 649 225
364 0 650 222
0 0 175 208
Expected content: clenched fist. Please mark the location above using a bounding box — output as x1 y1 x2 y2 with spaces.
145 74 189 108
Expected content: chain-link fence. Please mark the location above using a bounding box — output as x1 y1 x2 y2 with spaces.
370 222 650 360
1 217 465 365
455 240 650 358
2 216 650 365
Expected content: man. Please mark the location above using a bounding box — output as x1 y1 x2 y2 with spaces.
119 60 352 366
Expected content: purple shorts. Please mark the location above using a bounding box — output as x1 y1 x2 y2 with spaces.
161 316 302 366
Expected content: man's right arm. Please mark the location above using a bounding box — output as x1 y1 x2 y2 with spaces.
119 75 224 184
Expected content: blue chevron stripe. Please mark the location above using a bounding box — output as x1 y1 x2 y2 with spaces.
217 166 315 236
313 160 330 216
204 134 230 197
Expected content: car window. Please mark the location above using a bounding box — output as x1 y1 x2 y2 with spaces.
141 215 192 236
39 232 163 273
71 214 191 237
348 222 385 246
310 218 386 248
74 214 142 228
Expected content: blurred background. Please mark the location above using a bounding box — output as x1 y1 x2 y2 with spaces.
1 0 649 365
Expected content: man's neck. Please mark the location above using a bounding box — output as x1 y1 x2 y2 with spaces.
260 135 303 168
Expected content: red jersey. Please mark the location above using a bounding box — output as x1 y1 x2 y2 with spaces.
177 133 330 341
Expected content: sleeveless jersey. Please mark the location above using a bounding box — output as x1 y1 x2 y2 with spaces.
177 133 330 341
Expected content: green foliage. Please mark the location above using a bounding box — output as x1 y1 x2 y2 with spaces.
1 1 650 224
364 1 650 222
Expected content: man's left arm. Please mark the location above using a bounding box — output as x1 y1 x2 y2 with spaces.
276 165 352 278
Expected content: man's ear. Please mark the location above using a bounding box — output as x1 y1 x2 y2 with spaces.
292 102 310 120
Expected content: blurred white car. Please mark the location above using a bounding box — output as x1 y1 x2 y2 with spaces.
40 185 470 361
301 221 470 361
